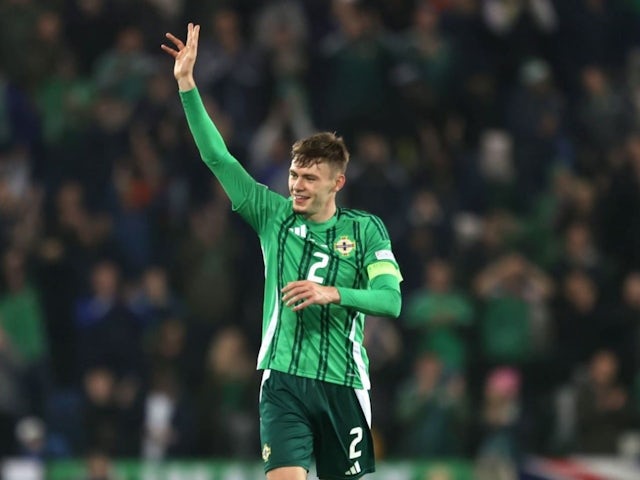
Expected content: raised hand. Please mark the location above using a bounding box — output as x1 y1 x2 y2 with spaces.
161 22 200 90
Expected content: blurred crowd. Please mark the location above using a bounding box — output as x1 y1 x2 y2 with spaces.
2 0 640 472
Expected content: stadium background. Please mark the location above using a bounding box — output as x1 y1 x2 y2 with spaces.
2 0 640 478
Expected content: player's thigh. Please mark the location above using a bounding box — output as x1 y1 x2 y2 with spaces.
315 386 375 479
259 370 314 474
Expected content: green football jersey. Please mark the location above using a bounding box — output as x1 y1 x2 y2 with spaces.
234 182 399 389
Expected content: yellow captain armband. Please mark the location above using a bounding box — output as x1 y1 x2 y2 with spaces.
367 261 403 281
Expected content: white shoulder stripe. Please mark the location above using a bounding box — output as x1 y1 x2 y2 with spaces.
375 250 395 261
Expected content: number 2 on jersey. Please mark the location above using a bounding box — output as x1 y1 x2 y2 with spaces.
307 252 329 283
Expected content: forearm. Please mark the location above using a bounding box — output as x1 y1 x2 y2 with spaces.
180 87 234 167
337 275 402 318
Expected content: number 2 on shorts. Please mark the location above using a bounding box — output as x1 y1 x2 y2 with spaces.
349 427 363 459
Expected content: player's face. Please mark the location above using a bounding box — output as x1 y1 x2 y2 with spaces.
289 160 345 222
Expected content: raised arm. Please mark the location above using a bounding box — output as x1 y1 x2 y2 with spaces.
161 24 278 231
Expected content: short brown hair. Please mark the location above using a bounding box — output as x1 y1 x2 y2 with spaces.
291 132 350 173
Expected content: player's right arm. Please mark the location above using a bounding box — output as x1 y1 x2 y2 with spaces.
162 23 276 231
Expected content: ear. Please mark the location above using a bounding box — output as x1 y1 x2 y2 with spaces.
334 174 346 193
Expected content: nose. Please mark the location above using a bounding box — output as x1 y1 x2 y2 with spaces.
292 177 304 191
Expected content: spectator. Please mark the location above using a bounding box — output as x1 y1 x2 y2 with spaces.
613 272 640 378
254 0 311 103
574 65 630 176
319 0 396 139
0 0 44 89
456 210 520 287
599 132 640 273
106 131 167 274
93 25 156 103
506 58 567 204
473 367 525 480
0 325 26 456
394 350 469 457
0 145 41 250
474 253 554 367
141 367 195 460
396 188 453 288
574 350 635 454
404 258 474 372
196 326 259 458
74 260 143 378
128 266 184 331
34 51 96 155
172 195 241 327
393 2 457 124
145 317 199 393
552 221 605 282
482 0 557 84
346 131 409 237
63 0 120 75
14 416 47 460
0 248 49 416
81 366 120 453
552 269 605 381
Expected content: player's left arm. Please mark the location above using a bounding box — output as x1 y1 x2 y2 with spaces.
336 269 401 317
280 275 401 316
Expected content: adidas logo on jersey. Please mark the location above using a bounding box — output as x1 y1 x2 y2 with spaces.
289 225 328 248
289 225 307 238
344 461 361 476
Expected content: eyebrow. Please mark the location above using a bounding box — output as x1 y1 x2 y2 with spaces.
289 169 319 180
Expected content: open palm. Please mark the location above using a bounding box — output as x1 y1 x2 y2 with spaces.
161 22 200 82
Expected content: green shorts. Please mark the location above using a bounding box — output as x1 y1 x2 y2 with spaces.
259 369 375 479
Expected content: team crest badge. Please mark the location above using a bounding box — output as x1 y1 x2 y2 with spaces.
334 236 356 257
262 443 271 462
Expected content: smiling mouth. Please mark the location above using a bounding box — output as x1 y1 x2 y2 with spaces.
293 194 309 204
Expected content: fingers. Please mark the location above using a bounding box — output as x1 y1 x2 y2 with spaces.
193 24 200 49
165 32 184 50
282 281 330 311
186 22 200 48
160 44 178 58
161 32 182 58
162 23 199 58
291 298 313 312
282 284 308 306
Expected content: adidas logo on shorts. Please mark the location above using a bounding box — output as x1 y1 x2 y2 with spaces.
344 461 361 475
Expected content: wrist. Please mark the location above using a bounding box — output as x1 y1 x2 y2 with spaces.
177 76 196 92
332 287 342 304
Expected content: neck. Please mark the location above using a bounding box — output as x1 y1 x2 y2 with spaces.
305 204 337 223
